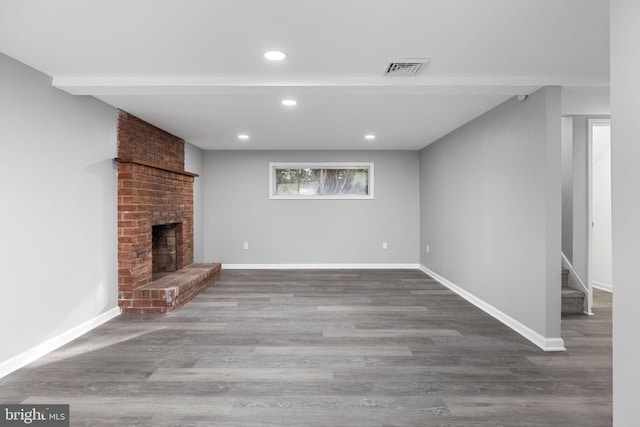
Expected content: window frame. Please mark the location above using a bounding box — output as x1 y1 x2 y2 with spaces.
269 162 375 200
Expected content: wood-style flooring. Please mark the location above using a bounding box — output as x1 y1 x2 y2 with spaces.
0 270 612 426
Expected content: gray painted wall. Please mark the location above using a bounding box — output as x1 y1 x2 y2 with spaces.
202 150 420 265
572 116 589 285
0 53 118 365
185 143 205 263
611 2 640 423
419 87 562 340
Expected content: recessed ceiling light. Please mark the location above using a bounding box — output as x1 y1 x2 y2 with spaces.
238 134 250 140
264 50 286 61
282 99 297 106
365 134 376 140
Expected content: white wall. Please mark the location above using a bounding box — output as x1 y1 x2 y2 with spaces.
591 123 612 290
561 116 574 261
185 142 205 263
610 2 640 424
0 53 119 375
419 87 562 348
203 150 420 265
561 86 611 116
571 116 589 286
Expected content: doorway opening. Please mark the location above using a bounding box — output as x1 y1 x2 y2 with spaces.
588 119 612 302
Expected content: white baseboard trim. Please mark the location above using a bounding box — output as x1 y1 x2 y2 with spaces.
419 265 566 352
0 306 121 379
592 281 613 293
222 263 421 270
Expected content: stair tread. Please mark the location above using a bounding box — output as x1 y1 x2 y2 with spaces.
561 288 585 298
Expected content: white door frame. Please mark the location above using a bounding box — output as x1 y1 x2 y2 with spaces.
587 118 612 308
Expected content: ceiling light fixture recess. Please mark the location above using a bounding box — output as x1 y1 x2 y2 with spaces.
264 50 286 61
238 134 250 140
365 134 376 140
282 99 297 106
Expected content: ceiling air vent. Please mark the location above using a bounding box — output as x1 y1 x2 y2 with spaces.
384 58 430 76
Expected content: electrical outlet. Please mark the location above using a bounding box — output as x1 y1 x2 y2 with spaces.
243 242 249 250
382 242 388 249
426 244 430 253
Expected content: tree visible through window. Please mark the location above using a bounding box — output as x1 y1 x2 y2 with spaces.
270 163 374 199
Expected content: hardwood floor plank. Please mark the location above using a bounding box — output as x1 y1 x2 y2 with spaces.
195 293 295 299
316 306 428 312
445 395 611 423
99 322 228 331
21 395 236 425
148 368 334 382
322 328 461 338
253 345 413 357
185 301 239 307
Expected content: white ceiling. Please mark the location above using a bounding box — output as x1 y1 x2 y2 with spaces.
0 0 610 150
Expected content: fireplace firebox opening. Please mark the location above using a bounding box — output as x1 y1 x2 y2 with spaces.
152 223 178 279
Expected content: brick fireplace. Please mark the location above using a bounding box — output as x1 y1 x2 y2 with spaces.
116 110 220 313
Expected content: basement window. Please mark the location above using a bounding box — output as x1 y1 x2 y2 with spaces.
269 162 374 200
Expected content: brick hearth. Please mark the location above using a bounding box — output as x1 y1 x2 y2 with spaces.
129 263 221 314
116 110 219 313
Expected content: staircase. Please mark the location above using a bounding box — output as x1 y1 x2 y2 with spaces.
561 268 585 315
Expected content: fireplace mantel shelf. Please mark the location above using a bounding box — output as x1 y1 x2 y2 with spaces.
114 157 199 177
